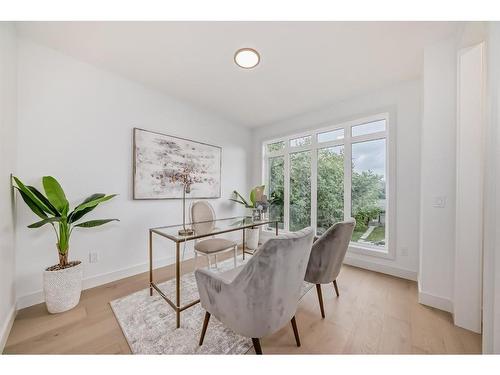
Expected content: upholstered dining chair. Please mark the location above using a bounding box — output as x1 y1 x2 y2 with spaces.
195 227 314 354
304 218 356 318
190 201 238 268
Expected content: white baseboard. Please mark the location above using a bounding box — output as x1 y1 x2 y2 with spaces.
16 253 182 310
0 304 17 353
16 249 418 310
343 255 418 281
417 283 453 313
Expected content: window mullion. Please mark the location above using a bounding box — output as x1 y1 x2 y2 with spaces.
284 145 290 232
310 138 318 234
344 126 352 221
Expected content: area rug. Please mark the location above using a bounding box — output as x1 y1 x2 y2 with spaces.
110 257 314 354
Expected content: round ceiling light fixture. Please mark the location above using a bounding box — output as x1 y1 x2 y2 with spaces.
234 48 260 69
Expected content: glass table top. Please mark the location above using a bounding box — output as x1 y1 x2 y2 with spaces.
150 216 278 242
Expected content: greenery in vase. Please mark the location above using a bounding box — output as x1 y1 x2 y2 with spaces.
231 185 267 209
12 176 119 268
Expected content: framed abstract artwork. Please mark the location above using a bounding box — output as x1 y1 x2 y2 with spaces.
133 128 222 199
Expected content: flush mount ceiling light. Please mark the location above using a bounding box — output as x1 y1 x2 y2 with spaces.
234 48 260 69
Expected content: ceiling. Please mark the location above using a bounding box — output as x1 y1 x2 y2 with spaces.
16 21 461 127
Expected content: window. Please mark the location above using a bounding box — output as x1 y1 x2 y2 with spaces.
263 114 390 255
318 129 344 143
317 146 344 235
290 135 312 148
267 141 285 153
351 120 385 137
351 139 386 247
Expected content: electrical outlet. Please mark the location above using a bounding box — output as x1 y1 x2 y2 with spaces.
432 196 446 208
89 252 98 263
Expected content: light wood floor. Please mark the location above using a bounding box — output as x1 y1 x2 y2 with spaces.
3 254 481 354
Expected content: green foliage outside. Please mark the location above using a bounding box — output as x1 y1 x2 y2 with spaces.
317 147 344 234
268 156 285 229
268 148 385 245
290 151 311 231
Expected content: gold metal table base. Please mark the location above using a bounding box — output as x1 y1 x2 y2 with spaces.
150 282 200 328
149 218 279 329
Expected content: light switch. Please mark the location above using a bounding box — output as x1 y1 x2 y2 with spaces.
432 196 446 208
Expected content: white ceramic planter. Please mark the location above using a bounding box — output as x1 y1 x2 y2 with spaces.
43 261 83 314
245 228 260 250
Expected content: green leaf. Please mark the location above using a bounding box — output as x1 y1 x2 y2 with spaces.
61 201 69 216
233 191 250 207
42 176 69 213
68 206 96 223
82 193 106 204
27 186 60 216
229 198 246 205
13 176 51 215
249 189 256 207
16 188 47 219
250 185 265 207
72 194 117 215
28 217 61 228
75 219 119 228
68 193 105 223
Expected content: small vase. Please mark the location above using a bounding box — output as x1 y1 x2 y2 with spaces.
245 227 260 250
252 209 262 221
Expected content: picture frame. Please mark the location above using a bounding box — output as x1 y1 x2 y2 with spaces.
133 128 222 199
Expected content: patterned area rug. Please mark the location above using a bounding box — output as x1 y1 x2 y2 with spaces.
110 257 314 354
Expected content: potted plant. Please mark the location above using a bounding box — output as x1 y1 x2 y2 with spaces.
230 185 269 250
12 176 118 313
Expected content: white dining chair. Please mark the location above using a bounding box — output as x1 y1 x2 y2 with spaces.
190 201 238 268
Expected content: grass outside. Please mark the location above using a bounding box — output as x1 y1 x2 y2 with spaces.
366 226 385 243
351 228 365 242
351 225 385 245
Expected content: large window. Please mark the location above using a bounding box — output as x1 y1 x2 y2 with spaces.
263 114 390 254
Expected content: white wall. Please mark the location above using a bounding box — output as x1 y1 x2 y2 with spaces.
483 21 500 354
252 79 422 280
0 22 17 351
15 38 251 308
418 37 457 312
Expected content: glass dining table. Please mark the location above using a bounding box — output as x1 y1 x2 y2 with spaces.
148 216 279 328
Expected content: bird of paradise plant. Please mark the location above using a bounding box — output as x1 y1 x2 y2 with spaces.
12 176 119 268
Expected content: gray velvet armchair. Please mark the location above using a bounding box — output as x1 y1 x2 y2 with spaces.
195 227 314 354
304 218 356 318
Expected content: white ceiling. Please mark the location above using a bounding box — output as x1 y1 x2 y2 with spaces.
16 21 461 127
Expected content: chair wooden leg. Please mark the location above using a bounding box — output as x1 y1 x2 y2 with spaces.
252 338 262 354
290 316 301 347
315 284 326 318
333 279 340 297
233 246 237 267
199 311 211 346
